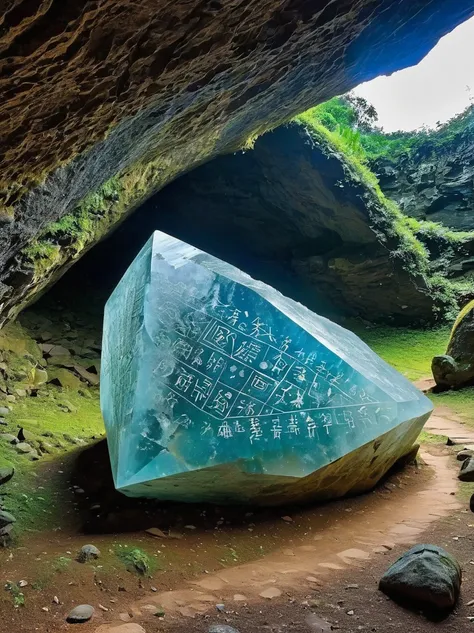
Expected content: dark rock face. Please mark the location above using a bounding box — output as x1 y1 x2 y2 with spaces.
432 300 474 388
458 455 474 481
0 1 473 321
374 126 474 230
379 544 461 613
146 125 440 323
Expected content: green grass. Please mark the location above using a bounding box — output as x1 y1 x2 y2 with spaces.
351 323 450 381
4 583 25 608
115 546 158 576
353 322 474 428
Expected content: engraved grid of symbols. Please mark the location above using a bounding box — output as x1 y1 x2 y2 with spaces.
152 277 391 440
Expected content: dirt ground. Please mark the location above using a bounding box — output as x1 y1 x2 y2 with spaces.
1 402 473 633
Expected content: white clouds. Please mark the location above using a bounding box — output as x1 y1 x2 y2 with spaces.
353 16 474 132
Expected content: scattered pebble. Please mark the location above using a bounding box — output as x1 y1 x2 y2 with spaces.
184 525 196 530
53 596 60 604
216 603 225 611
66 604 94 623
281 515 293 523
42 607 49 612
98 603 108 611
347 610 355 615
77 544 100 563
208 626 241 633
18 580 27 588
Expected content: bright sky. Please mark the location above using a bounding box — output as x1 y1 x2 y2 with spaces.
353 16 474 132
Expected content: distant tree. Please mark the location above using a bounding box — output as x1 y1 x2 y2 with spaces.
342 93 379 132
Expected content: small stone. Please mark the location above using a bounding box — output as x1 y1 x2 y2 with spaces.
15 442 34 454
216 603 225 611
0 407 10 416
66 604 94 623
1 433 18 444
208 626 241 633
18 580 28 588
184 524 196 530
98 603 108 611
119 613 132 622
305 614 332 633
0 466 14 486
233 594 247 602
145 527 167 538
347 610 354 615
346 584 359 589
281 515 293 523
150 586 157 592
53 596 60 604
42 607 49 612
0 510 16 528
259 587 282 599
467 599 474 606
77 544 100 563
459 457 474 482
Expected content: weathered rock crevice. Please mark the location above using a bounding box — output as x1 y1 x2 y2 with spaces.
373 110 474 230
1 1 474 322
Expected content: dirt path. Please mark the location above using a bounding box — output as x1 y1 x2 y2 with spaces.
84 403 472 631
1 400 472 633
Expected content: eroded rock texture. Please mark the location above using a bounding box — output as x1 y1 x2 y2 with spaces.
143 125 442 323
374 115 474 230
1 1 474 320
432 299 474 389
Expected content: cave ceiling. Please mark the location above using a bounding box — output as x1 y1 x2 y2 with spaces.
1 0 474 320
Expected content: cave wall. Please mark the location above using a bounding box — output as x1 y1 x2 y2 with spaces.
374 119 474 230
126 124 441 324
1 0 474 322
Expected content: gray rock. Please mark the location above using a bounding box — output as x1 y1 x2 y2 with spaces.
77 544 100 563
0 510 16 528
459 456 474 482
1 433 18 444
0 466 14 485
66 604 94 623
457 449 473 462
0 407 10 416
0 523 13 537
379 544 461 611
15 442 34 454
208 626 240 633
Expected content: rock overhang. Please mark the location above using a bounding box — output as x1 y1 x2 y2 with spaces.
1 1 474 321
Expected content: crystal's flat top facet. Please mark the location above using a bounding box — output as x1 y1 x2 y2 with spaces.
101 231 433 501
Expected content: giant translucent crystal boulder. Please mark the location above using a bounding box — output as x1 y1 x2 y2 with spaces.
101 231 433 505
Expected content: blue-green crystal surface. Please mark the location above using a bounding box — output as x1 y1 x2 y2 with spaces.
101 231 433 503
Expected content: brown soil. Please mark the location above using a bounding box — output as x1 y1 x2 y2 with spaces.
0 400 473 633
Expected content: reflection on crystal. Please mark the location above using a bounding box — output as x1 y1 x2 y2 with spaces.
100 231 433 504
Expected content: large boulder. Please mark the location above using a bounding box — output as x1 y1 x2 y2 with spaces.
101 230 432 505
379 544 461 612
432 300 474 389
